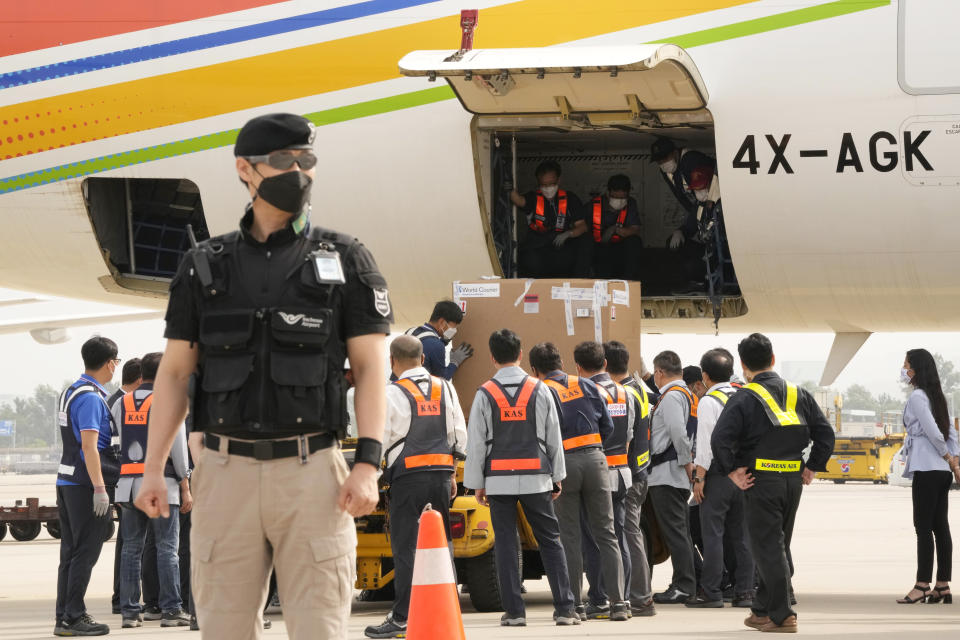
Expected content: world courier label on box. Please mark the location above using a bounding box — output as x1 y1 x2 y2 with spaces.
451 279 641 416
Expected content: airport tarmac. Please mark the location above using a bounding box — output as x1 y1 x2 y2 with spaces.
2 474 959 639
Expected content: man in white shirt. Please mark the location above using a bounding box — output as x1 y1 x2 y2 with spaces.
686 348 753 609
365 335 467 639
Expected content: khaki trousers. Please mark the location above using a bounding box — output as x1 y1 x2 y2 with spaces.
191 436 356 640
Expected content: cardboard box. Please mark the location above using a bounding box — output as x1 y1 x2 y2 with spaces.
450 279 642 415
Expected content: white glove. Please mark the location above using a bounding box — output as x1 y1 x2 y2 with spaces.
450 343 474 367
93 486 111 517
639 357 651 379
669 229 685 250
553 231 572 248
602 225 619 243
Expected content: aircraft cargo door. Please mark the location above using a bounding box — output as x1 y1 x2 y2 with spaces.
399 45 745 327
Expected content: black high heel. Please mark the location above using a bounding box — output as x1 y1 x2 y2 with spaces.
927 585 952 604
897 584 930 604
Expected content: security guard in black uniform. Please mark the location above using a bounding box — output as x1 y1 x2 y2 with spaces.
711 333 834 633
135 113 393 640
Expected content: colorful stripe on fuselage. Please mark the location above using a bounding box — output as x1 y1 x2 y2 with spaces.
0 0 755 160
2 1 290 56
0 0 891 195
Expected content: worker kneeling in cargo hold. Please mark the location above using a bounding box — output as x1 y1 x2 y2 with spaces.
365 335 467 639
511 161 591 278
711 333 835 633
589 174 642 281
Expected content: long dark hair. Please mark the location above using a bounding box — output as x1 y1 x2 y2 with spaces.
906 349 950 440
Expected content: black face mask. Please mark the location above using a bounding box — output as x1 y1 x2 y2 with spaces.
253 170 313 214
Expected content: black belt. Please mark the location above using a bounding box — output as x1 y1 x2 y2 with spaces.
203 433 335 461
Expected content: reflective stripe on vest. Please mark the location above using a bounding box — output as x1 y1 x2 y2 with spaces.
563 433 602 450
405 453 455 468
743 382 801 426
120 462 145 475
755 458 802 473
625 384 650 419
482 377 538 422
606 453 628 467
530 191 568 232
490 458 542 471
123 392 153 426
707 389 730 405
395 377 442 417
543 376 584 403
592 197 627 243
636 450 650 467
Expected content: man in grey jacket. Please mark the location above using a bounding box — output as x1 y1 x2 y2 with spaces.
647 350 698 604
465 329 578 627
113 352 192 628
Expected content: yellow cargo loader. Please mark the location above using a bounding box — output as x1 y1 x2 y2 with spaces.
819 434 904 484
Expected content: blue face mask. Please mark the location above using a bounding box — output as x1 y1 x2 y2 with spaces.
899 368 912 384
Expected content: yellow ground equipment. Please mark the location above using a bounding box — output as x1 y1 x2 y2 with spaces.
819 434 904 484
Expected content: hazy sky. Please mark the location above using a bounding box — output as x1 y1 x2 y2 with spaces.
2 287 959 405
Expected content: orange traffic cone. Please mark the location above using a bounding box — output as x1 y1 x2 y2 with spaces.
406 504 466 640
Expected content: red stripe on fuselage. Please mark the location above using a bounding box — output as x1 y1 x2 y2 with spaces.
3 1 289 56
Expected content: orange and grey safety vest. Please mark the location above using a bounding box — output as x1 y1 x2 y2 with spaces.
530 190 568 232
385 376 455 480
119 384 178 480
596 378 630 469
543 372 604 453
650 384 698 468
481 377 551 476
592 197 627 243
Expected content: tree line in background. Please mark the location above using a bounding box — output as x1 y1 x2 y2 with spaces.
1 355 958 449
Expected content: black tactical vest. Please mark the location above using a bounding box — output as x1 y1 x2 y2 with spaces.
189 226 360 438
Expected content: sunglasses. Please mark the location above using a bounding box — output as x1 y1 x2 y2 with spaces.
245 150 318 171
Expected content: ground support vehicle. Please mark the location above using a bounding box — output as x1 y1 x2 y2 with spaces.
820 434 904 484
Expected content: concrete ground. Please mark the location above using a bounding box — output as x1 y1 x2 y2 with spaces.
2 474 959 638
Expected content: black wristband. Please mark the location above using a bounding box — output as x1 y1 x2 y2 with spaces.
354 437 383 469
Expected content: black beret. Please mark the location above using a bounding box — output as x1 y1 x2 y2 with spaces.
234 113 315 156
649 137 676 162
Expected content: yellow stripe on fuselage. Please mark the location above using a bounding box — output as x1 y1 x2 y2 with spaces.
0 0 752 159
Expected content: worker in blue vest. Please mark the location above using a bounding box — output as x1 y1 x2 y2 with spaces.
510 160 590 277
405 300 473 380
54 336 122 637
603 340 654 615
576 341 646 619
113 352 191 629
529 341 629 622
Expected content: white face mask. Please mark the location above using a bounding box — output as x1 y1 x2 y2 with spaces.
608 197 627 210
540 184 559 199
900 367 912 384
443 327 457 340
660 159 678 175
694 189 710 202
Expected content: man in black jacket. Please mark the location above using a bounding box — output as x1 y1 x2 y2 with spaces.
711 333 835 633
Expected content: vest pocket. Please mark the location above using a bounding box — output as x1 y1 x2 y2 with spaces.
271 351 328 426
271 309 332 348
200 353 255 427
199 310 255 350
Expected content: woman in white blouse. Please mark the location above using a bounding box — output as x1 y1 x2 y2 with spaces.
897 349 960 605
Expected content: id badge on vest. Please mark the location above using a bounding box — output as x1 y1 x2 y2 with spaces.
311 249 346 284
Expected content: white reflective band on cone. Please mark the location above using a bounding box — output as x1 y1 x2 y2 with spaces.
412 547 456 586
